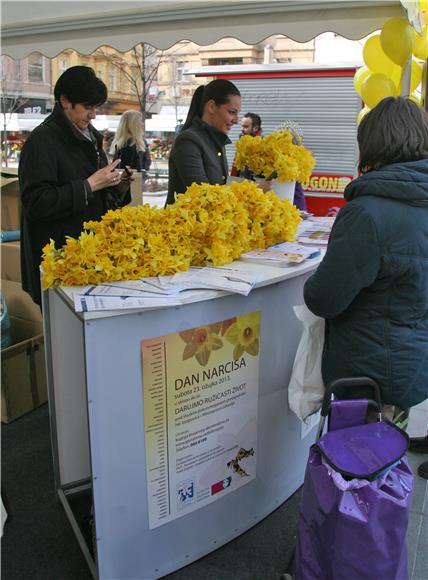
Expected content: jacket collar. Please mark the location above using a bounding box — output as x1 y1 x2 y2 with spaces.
192 116 231 148
48 102 101 145
345 159 428 206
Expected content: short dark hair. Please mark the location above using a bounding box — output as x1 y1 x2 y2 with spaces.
244 113 262 128
54 66 107 107
183 79 241 130
358 97 428 173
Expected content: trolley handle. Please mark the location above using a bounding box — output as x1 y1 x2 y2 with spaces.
320 377 382 417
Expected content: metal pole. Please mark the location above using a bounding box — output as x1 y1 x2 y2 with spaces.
422 60 427 111
400 58 412 96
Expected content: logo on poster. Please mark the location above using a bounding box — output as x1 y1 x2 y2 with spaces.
177 480 195 509
211 476 232 495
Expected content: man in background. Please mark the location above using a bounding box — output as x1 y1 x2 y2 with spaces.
231 112 263 179
240 112 262 138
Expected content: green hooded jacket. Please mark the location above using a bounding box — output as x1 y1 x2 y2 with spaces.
304 159 428 408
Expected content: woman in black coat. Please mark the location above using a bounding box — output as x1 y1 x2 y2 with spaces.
166 79 241 205
19 66 132 306
111 109 151 173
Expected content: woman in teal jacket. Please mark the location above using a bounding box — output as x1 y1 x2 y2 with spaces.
304 97 428 412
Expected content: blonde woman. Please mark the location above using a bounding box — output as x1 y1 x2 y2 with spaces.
110 109 151 172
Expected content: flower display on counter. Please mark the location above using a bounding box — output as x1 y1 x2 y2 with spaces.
234 130 316 183
41 180 301 289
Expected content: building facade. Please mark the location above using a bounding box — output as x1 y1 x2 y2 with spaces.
1 34 318 156
156 36 315 117
1 54 52 114
51 48 143 115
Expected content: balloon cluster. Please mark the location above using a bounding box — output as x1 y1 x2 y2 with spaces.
354 11 427 123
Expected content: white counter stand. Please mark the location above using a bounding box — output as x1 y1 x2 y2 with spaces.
42 257 321 580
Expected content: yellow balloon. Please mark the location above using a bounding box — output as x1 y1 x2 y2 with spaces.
413 26 428 60
363 35 396 75
361 74 397 109
410 60 423 92
353 66 371 96
380 18 414 65
357 106 371 125
390 65 402 91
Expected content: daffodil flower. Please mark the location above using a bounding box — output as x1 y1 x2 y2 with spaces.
41 181 301 289
235 130 315 183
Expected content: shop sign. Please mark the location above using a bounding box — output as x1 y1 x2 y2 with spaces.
18 99 49 114
303 173 354 194
142 311 260 529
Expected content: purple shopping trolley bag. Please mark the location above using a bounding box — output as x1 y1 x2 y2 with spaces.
294 378 413 580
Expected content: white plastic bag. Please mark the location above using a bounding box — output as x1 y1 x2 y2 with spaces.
288 304 325 422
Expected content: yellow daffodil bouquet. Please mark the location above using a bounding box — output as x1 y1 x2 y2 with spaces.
234 130 316 183
41 180 301 289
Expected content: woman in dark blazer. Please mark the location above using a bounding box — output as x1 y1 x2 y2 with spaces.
166 79 241 205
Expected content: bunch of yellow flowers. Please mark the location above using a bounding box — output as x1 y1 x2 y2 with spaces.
41 180 301 289
234 130 316 183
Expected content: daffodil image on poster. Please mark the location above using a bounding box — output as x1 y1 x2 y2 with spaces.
179 322 225 367
224 312 260 361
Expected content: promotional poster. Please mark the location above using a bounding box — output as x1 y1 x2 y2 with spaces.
142 311 261 529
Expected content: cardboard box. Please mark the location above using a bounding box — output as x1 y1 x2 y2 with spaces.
1 279 46 423
1 169 21 232
1 241 21 282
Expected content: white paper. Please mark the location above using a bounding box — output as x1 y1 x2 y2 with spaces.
73 267 260 312
296 218 334 246
269 242 321 258
74 294 182 312
79 278 177 297
79 285 169 299
171 267 259 296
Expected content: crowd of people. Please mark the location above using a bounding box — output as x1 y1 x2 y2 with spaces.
17 66 428 478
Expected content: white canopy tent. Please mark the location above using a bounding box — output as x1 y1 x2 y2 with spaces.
2 0 404 59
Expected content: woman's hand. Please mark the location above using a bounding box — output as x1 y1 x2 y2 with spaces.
87 159 122 192
256 179 272 193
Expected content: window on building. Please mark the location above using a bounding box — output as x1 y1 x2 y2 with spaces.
15 61 21 81
28 53 44 82
108 66 116 91
59 58 69 75
118 70 125 93
176 61 186 83
207 57 243 66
